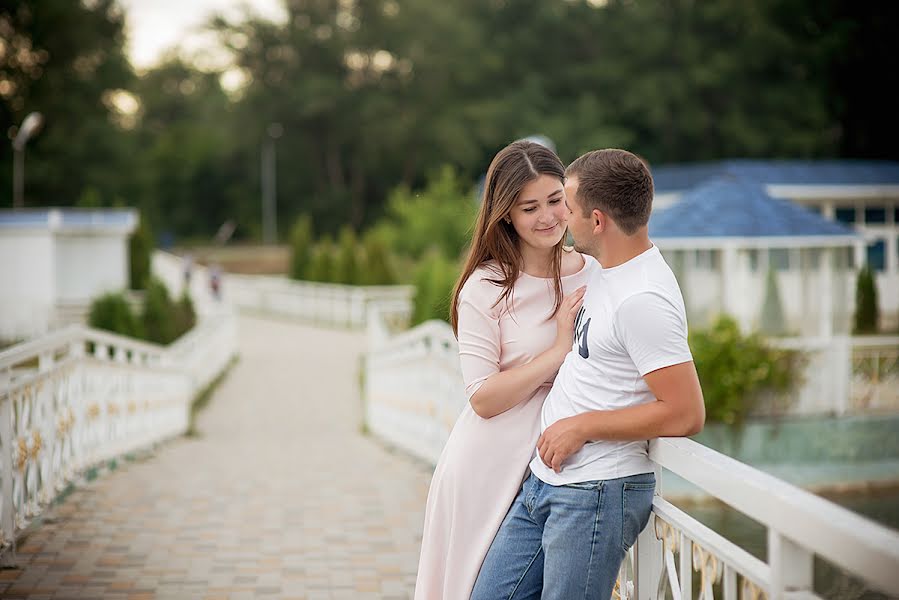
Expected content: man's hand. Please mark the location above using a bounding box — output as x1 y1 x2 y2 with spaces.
538 416 589 474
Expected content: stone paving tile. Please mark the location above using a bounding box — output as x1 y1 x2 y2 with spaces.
4 315 433 598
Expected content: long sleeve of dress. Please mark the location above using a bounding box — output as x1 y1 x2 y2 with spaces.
457 277 502 401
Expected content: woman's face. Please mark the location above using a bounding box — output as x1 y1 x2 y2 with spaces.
508 174 568 252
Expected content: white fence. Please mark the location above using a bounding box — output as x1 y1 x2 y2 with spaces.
362 309 899 599
152 250 414 330
768 335 899 416
0 314 237 562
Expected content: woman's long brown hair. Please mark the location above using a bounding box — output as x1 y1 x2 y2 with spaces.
450 140 567 335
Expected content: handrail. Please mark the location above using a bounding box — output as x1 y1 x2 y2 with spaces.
650 437 899 593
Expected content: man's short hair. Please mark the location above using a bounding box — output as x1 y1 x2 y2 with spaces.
566 149 654 235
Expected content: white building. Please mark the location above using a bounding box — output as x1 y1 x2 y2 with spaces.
0 208 138 342
651 160 899 332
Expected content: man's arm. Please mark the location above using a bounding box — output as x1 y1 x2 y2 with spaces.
537 361 705 473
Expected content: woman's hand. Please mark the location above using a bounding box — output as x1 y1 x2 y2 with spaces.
552 286 586 361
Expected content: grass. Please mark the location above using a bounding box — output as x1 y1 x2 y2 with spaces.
185 354 240 437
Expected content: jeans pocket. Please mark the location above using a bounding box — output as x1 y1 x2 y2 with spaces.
621 480 655 551
561 480 600 491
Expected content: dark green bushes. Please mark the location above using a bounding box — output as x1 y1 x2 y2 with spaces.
88 278 195 344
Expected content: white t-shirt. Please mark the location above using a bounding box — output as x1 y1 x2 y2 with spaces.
530 245 693 485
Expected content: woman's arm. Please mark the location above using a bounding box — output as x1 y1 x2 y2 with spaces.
464 285 586 419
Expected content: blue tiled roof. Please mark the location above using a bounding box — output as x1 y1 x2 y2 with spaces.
648 177 859 239
651 160 899 193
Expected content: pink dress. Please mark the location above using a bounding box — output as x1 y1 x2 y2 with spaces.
414 255 596 600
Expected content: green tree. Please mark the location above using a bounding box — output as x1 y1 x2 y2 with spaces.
359 233 396 285
129 215 153 290
853 266 879 334
370 166 477 261
0 0 136 208
289 215 314 280
305 237 336 283
411 252 460 325
333 226 359 284
132 59 249 240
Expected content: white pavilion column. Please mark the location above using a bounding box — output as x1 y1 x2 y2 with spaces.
819 247 834 338
720 244 741 327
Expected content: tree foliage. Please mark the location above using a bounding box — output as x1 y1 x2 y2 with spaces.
2 0 894 242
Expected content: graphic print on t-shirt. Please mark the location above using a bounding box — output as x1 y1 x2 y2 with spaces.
574 305 591 359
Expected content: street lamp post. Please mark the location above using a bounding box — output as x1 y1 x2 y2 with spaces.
261 122 283 244
12 112 43 209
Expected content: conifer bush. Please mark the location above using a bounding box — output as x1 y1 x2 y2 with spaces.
89 293 142 338
853 266 879 334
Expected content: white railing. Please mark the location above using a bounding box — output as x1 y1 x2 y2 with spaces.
621 437 899 600
769 336 899 416
364 319 464 463
363 311 899 599
152 250 414 330
0 314 237 561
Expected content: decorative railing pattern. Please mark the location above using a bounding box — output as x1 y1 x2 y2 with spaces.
0 315 236 561
363 309 899 598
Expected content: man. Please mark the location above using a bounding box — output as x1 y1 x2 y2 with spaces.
470 149 705 600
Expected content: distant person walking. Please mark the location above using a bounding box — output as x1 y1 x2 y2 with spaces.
209 263 222 301
182 253 194 293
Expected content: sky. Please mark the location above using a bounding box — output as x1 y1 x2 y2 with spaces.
118 0 287 71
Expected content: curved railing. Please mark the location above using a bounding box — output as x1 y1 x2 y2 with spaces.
152 250 415 330
362 309 899 598
0 314 236 561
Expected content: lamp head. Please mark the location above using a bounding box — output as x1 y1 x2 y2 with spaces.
13 112 43 151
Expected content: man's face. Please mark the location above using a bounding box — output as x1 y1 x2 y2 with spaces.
563 177 594 255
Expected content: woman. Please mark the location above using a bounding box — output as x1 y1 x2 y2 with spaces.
414 140 597 599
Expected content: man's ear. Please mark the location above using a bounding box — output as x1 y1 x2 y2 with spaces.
592 209 606 234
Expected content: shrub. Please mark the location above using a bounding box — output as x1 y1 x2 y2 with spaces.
174 292 197 337
142 278 178 344
333 226 360 284
129 215 153 290
689 315 803 425
289 214 314 281
305 237 336 283
412 252 460 325
89 293 142 338
853 266 879 334
369 166 476 261
360 233 397 285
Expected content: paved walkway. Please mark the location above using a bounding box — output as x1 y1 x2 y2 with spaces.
1 315 433 600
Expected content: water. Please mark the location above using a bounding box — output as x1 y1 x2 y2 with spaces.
669 488 899 599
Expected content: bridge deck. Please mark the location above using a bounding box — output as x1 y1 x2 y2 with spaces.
1 315 431 600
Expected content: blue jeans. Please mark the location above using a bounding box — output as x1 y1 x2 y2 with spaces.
470 471 655 600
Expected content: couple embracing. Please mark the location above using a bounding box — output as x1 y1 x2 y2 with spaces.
414 142 706 600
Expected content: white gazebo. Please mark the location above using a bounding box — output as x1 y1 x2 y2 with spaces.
649 177 860 337
0 208 138 342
